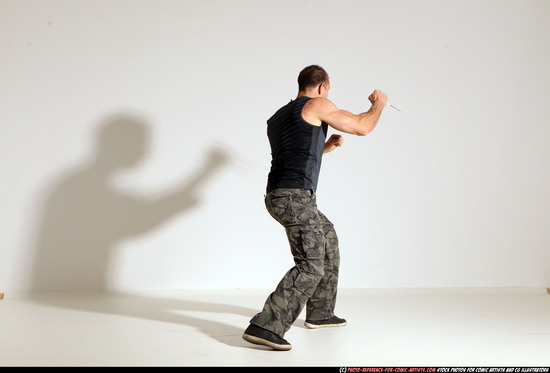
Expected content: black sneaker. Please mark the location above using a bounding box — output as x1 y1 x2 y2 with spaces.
304 315 347 329
242 324 292 351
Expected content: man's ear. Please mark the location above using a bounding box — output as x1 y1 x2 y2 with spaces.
317 83 324 95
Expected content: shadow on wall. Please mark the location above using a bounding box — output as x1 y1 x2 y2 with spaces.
29 113 230 292
25 113 304 350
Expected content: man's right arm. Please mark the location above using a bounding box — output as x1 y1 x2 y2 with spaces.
306 90 388 136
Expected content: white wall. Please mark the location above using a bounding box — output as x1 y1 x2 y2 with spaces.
2 0 549 292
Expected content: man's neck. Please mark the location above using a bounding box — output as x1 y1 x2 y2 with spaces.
296 90 321 99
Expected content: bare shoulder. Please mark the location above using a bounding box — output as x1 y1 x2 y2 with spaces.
302 98 338 126
304 97 338 112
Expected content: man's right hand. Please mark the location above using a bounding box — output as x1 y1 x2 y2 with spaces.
368 89 388 109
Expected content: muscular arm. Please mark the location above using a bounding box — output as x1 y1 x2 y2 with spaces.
303 90 388 136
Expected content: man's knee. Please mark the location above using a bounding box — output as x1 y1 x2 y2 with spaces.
293 269 324 297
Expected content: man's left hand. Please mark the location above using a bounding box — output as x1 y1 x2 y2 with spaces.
324 134 344 154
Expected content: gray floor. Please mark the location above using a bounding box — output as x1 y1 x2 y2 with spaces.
1 288 549 366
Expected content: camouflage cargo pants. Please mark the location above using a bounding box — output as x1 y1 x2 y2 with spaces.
250 188 340 338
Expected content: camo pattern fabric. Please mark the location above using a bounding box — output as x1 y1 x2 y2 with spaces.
250 188 340 338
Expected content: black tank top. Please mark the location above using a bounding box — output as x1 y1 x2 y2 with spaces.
266 96 328 192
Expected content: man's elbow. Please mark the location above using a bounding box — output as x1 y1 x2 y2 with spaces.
351 117 373 136
356 120 379 136
355 127 371 136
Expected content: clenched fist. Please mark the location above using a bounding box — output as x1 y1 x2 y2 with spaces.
368 89 388 109
324 134 344 154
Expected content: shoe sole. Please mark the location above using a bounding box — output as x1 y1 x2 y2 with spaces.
242 333 292 351
304 321 347 329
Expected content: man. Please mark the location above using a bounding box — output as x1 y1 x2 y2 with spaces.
243 65 388 350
